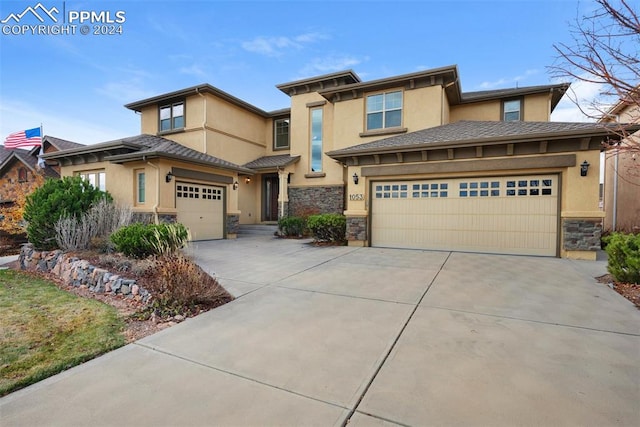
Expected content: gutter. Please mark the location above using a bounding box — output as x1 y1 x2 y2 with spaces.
196 88 207 153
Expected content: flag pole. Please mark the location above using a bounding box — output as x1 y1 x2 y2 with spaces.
37 123 45 169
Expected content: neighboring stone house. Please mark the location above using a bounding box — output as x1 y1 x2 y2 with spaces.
44 65 638 259
0 136 82 206
600 100 639 232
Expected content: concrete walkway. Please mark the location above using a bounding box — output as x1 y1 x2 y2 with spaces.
1 237 638 426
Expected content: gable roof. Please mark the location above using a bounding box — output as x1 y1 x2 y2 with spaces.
42 134 255 175
327 120 640 158
124 84 272 118
0 147 59 178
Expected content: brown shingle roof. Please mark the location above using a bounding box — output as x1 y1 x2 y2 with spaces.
327 120 640 158
244 154 300 170
44 134 254 175
43 135 84 151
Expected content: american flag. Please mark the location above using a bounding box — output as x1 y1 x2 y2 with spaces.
4 127 42 149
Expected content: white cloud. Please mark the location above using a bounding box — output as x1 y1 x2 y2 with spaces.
96 80 156 104
551 78 606 123
179 64 207 78
479 69 540 90
0 99 138 145
241 32 329 57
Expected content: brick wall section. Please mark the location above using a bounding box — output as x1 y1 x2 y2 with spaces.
227 213 240 235
346 216 367 241
563 219 602 251
288 186 344 217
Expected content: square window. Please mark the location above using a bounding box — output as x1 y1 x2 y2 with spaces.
542 188 552 195
440 183 448 190
400 184 407 191
480 182 489 188
460 183 468 189
422 184 429 190
530 189 540 195
470 190 478 197
530 180 539 187
518 189 527 196
431 191 438 197
460 191 468 197
384 185 391 191
366 91 403 130
491 181 500 188
412 184 419 190
440 191 448 197
491 190 500 196
431 183 438 190
543 179 552 187
412 192 420 198
392 185 399 191
376 185 383 191
159 102 184 132
383 193 390 198
507 189 516 196
470 182 478 189
518 180 528 187
422 191 429 197
507 181 516 187
480 190 489 197
400 192 407 198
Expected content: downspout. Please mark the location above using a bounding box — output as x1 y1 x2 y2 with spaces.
196 88 207 153
613 148 619 230
143 155 160 224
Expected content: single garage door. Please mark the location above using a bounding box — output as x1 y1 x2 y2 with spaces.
371 174 558 256
176 182 224 240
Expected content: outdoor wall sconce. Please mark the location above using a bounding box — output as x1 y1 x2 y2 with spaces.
233 181 239 190
245 177 251 184
580 160 590 177
165 171 173 183
352 173 359 185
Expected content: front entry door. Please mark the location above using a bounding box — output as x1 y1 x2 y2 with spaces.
262 175 279 221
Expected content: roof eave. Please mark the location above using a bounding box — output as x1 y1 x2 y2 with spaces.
327 125 637 160
41 142 144 159
106 151 255 175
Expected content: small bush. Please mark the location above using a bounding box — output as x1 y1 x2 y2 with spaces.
604 232 640 284
147 254 233 316
278 216 306 237
110 223 188 258
306 213 346 243
24 176 111 250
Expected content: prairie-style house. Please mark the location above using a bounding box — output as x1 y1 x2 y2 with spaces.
43 65 638 260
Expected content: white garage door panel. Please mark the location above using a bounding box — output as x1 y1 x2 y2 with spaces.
371 175 558 256
176 182 224 241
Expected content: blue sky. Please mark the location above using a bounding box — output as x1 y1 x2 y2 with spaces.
0 0 600 145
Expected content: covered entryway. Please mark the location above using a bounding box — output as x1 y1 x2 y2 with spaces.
262 174 279 222
371 174 559 256
176 182 225 240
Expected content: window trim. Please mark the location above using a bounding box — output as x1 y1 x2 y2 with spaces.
365 89 404 131
502 98 523 122
76 170 106 191
309 107 323 173
136 170 146 205
159 100 185 133
273 117 290 150
17 167 28 183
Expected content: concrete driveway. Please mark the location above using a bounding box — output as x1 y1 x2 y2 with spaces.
1 237 638 426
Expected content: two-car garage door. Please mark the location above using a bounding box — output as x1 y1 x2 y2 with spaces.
371 175 558 256
176 182 224 241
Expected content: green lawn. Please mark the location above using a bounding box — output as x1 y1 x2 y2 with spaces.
0 269 125 396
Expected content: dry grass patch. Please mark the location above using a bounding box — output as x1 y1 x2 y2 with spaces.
0 269 125 396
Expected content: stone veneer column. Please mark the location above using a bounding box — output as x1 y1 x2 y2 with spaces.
562 218 602 252
346 216 367 245
226 213 240 238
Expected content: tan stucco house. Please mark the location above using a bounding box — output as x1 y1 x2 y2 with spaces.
600 99 639 233
43 65 638 259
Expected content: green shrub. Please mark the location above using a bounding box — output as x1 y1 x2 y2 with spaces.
278 216 306 237
110 223 188 258
306 213 346 242
23 176 111 250
604 232 640 284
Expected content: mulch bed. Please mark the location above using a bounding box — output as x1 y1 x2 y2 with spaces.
597 274 640 309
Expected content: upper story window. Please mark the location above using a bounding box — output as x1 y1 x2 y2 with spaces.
77 170 106 191
503 99 522 121
366 90 403 130
17 167 28 182
274 118 290 150
159 102 184 132
310 108 323 172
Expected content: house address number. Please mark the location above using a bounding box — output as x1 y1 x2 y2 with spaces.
349 194 364 201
